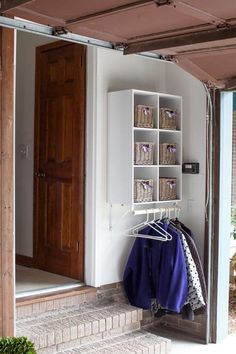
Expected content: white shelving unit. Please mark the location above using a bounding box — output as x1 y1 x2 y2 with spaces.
108 89 182 207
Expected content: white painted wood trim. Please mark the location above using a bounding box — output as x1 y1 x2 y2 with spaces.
216 91 233 341
85 47 99 287
13 28 17 335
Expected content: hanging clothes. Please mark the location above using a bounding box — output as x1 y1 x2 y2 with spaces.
123 223 188 313
123 236 152 309
179 232 205 313
123 217 207 320
172 219 207 315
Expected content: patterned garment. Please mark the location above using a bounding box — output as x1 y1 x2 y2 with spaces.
178 232 205 311
172 220 207 309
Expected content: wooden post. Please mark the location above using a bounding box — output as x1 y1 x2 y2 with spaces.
0 26 14 336
210 90 221 343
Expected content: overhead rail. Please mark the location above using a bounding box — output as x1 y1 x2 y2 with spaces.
0 15 114 50
0 15 162 62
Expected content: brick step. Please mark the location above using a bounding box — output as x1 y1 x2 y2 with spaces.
56 330 171 354
16 287 97 319
16 301 142 353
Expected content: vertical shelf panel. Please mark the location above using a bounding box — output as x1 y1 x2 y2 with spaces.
158 94 182 202
133 91 159 205
108 90 133 205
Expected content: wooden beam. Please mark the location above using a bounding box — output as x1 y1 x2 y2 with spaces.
0 27 14 336
0 0 32 13
225 77 236 90
201 88 222 343
173 44 236 59
209 89 221 343
124 25 236 54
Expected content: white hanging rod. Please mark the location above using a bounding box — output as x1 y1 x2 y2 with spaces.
132 206 180 216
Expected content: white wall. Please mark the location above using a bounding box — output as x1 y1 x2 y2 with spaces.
15 32 56 257
165 65 207 260
92 48 206 286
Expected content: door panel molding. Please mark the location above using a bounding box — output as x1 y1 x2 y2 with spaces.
33 41 86 280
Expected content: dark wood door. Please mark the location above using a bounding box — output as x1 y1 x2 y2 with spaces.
34 41 86 280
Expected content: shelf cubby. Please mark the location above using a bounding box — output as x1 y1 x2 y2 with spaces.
108 89 182 206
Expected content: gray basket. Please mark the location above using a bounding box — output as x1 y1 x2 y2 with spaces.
135 105 154 128
134 179 153 202
159 108 177 130
134 142 154 165
159 143 177 165
159 178 177 201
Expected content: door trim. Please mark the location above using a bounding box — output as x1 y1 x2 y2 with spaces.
0 27 15 336
210 91 233 342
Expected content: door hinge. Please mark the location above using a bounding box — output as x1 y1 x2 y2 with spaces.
76 241 79 252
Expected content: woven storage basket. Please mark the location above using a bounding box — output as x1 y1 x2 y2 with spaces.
134 179 153 202
159 178 177 201
134 142 154 165
135 105 154 128
159 108 177 130
159 143 177 165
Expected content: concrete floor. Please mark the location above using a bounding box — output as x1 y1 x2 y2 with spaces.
170 334 236 353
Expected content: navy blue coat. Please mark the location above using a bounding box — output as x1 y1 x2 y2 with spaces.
123 223 188 312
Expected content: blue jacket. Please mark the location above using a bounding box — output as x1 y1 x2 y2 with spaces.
123 223 188 312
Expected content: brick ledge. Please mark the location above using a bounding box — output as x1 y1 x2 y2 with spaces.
16 286 96 306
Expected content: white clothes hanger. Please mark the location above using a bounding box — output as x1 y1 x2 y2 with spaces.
127 211 150 234
125 233 168 241
150 210 172 241
126 209 172 241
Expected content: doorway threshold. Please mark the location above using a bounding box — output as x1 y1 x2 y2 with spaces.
15 283 85 299
15 265 84 299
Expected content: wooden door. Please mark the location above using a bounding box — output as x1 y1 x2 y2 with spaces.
34 41 85 280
